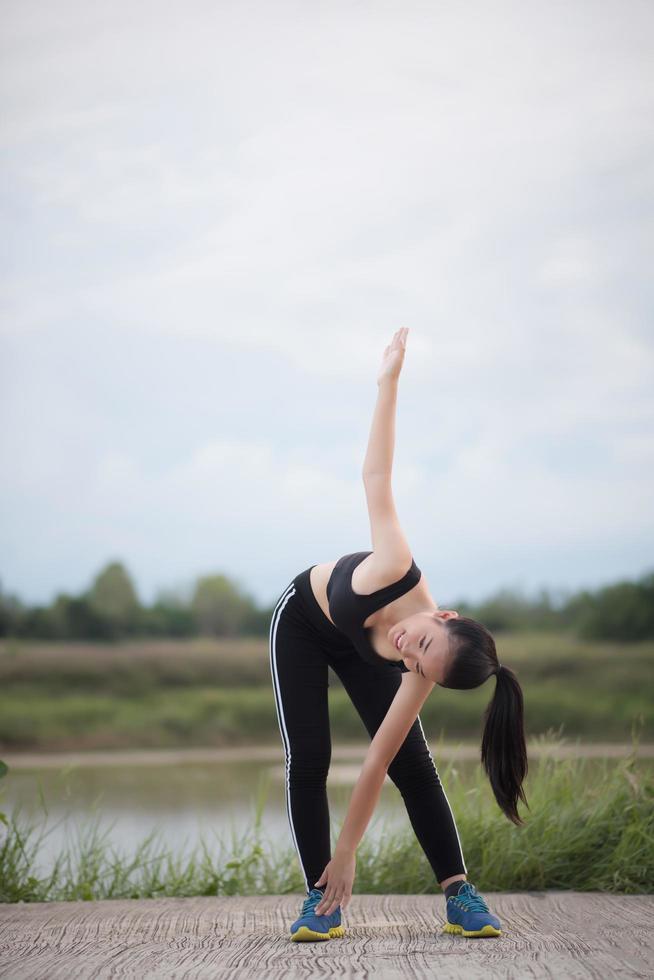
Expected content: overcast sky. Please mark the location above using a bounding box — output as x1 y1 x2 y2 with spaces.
1 0 653 610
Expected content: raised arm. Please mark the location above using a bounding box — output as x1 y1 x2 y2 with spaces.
363 327 408 475
362 327 412 572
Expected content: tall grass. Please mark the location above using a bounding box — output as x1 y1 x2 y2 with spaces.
1 733 651 902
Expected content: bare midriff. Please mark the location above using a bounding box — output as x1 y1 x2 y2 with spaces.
309 562 339 626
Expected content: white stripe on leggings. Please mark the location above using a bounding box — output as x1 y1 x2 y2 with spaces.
268 582 310 893
416 714 468 876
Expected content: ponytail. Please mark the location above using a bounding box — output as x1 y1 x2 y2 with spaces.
480 663 529 825
443 617 529 825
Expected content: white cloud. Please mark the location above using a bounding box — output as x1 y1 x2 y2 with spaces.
1 0 652 605
538 236 600 287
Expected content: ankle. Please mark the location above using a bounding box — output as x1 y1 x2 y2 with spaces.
444 878 467 901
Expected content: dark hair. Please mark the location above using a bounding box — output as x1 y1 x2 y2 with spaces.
442 616 529 826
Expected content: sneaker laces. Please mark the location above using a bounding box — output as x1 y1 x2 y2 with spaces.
301 888 325 916
452 883 490 914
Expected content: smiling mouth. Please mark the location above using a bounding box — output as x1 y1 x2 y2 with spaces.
395 631 406 651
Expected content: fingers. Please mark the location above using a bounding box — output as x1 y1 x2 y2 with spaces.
315 887 334 914
319 896 338 915
315 889 333 914
384 328 408 356
316 888 344 916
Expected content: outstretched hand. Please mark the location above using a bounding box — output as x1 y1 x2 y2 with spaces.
313 849 356 915
377 327 409 386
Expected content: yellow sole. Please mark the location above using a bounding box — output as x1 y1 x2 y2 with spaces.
290 925 345 942
442 922 502 938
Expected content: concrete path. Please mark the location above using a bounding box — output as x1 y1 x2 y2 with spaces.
1 892 652 979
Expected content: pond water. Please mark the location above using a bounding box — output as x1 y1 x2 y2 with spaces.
2 747 650 877
2 755 419 876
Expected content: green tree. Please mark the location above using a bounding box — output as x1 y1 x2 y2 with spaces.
241 602 277 636
452 587 562 633
142 586 195 637
570 571 654 642
87 561 141 638
0 581 24 637
190 574 252 637
51 593 114 640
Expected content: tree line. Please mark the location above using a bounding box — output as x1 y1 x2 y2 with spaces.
0 562 653 643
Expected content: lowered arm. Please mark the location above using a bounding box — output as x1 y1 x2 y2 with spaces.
333 671 435 856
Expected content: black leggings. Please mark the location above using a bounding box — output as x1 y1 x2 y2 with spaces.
269 566 467 894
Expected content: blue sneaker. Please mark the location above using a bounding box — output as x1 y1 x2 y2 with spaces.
289 887 345 942
442 882 502 938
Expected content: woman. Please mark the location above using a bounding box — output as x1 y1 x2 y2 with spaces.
269 327 528 942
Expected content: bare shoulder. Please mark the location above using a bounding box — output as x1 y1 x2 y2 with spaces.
351 552 415 596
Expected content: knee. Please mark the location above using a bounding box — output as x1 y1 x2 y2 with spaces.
286 745 331 789
387 747 442 790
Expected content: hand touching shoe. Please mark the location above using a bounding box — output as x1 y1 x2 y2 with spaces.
313 848 356 916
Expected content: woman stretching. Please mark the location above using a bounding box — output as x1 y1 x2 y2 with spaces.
269 327 528 941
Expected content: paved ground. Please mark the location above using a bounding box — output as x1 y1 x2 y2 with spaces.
0 892 652 979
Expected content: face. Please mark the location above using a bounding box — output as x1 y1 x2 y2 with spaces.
387 609 459 683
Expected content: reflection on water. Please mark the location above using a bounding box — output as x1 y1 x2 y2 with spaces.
2 756 415 875
2 749 650 876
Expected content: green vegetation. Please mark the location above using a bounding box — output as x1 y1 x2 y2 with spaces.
0 562 269 641
2 561 654 642
0 632 651 750
454 572 654 641
1 734 651 902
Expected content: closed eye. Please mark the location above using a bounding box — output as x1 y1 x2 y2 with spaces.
418 635 433 677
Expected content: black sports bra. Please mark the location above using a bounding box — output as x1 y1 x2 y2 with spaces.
326 551 422 672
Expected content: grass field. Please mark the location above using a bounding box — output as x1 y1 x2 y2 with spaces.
0 632 651 750
0 737 651 901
